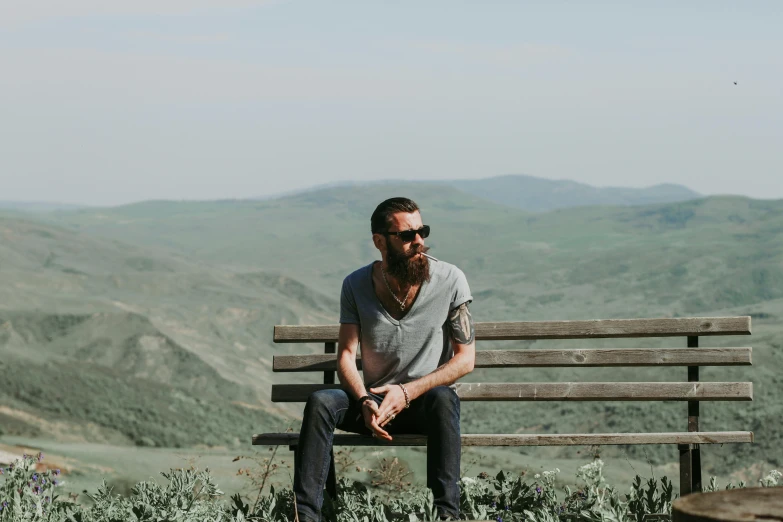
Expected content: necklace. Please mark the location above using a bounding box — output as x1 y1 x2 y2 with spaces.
381 265 413 311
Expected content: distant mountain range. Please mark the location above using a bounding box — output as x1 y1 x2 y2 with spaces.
1 174 701 213
253 174 701 212
446 175 700 211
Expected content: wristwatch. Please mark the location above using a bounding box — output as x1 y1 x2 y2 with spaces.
358 395 373 405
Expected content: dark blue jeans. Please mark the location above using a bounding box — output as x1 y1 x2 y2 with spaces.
294 385 461 522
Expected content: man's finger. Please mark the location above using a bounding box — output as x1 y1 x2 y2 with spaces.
377 409 397 428
369 386 389 394
370 417 391 440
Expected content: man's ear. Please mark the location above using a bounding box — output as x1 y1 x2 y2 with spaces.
372 233 386 253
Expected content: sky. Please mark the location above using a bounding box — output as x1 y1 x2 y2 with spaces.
0 1 781 206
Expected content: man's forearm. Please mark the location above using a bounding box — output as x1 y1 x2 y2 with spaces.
404 351 474 400
337 352 367 400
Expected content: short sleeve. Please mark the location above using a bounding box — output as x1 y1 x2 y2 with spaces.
450 267 473 311
339 277 360 324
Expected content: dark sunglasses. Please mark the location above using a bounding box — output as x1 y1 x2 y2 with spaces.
385 225 430 243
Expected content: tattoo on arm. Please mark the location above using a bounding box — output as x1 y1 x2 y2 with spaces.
448 303 475 344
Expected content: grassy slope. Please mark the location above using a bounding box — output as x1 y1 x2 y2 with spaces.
8 189 783 476
0 215 338 448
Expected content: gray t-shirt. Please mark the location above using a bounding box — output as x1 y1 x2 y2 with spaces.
339 260 473 389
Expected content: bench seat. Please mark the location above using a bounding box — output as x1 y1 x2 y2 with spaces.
253 431 753 447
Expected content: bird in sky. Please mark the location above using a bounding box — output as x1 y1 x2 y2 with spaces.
734 81 738 85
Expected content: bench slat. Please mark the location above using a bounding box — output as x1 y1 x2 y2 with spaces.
274 316 751 343
273 347 752 372
271 382 752 402
252 431 754 446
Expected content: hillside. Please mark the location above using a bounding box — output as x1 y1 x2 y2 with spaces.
49 189 783 317
0 215 337 447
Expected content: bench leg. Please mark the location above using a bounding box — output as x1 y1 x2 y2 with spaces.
679 444 692 496
692 444 702 493
326 449 337 501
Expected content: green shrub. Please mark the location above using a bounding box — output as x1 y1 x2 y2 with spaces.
1 455 780 522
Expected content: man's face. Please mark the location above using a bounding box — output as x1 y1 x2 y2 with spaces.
377 211 431 286
385 211 425 255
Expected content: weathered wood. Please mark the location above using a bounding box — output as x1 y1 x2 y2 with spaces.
252 431 754 447
273 316 751 343
673 486 783 522
271 382 753 402
273 348 753 372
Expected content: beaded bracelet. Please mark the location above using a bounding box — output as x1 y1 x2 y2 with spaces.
398 383 411 408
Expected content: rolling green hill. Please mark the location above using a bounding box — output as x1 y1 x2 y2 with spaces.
3 189 782 478
0 215 337 447
49 187 783 318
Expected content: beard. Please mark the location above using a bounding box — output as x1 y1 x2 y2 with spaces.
385 240 431 287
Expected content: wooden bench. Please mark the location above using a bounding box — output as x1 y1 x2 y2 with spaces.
253 316 753 498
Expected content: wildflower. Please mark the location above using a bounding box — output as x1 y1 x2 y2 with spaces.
32 473 39 482
54 469 61 476
536 486 542 494
504 505 509 510
760 470 782 487
534 473 541 479
38 452 44 461
490 501 497 508
53 479 58 486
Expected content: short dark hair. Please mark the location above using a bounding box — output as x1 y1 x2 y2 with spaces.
371 197 420 234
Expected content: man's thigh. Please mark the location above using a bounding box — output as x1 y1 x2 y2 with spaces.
387 386 460 435
334 392 375 436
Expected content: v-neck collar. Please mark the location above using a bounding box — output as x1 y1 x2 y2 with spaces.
369 261 429 326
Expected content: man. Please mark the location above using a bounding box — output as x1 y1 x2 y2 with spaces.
294 197 476 522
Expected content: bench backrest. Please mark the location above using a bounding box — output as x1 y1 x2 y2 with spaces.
271 316 752 404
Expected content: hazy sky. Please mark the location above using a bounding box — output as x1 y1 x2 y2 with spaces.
1 1 781 206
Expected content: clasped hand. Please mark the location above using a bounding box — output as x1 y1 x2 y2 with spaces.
361 384 407 441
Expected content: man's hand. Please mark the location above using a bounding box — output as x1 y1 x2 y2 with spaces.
361 399 392 441
370 384 407 428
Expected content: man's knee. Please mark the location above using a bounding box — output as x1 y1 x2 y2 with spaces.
304 389 348 423
424 386 460 414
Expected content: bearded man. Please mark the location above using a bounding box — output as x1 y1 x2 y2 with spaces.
294 197 476 522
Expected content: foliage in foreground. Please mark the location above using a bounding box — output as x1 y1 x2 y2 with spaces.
1 454 781 522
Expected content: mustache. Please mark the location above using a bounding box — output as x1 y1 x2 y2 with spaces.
405 245 431 258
